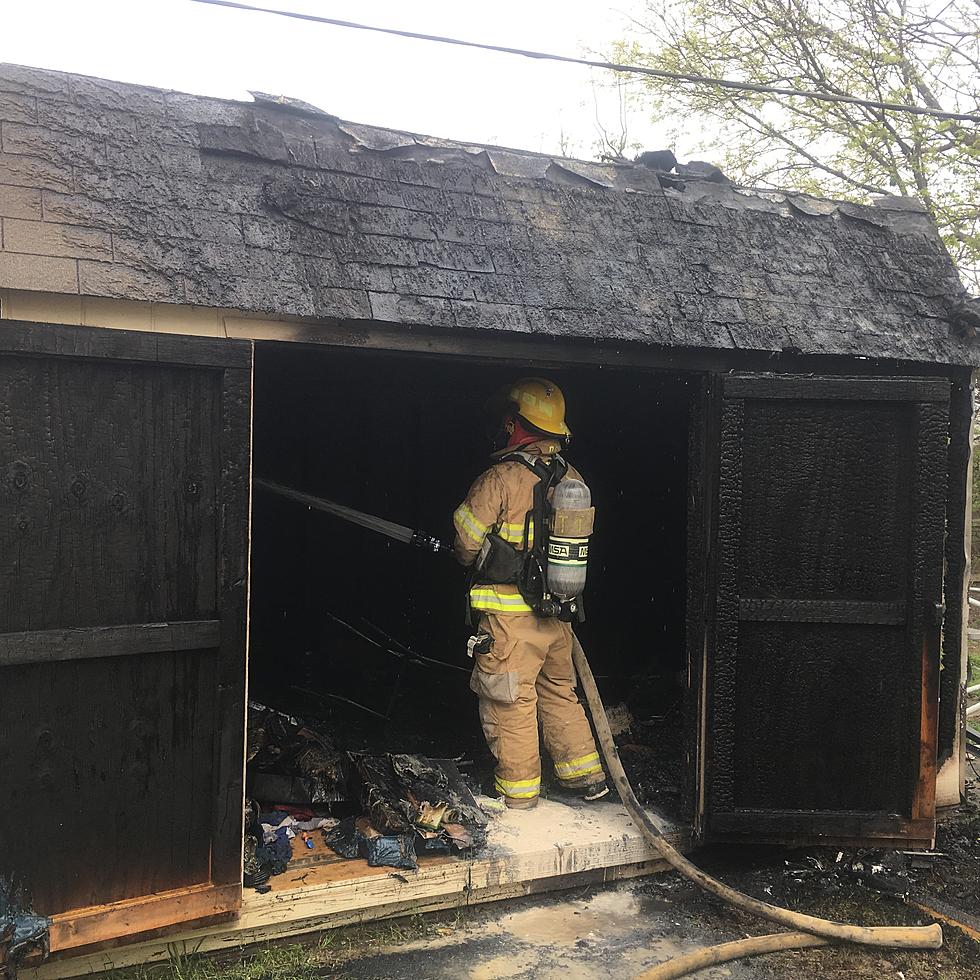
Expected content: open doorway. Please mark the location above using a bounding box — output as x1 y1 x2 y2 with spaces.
245 341 697 887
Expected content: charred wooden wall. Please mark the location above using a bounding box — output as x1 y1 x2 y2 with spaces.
0 322 251 935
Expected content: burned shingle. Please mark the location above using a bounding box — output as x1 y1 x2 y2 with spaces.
0 62 975 364
675 160 731 184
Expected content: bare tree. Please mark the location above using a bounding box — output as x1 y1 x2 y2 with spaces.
615 0 980 288
592 75 639 160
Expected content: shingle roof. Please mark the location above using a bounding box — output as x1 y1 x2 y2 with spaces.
0 62 976 364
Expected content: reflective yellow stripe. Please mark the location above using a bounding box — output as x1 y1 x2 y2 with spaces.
497 521 534 546
496 775 540 789
471 600 535 613
555 752 602 778
469 586 533 614
556 765 603 782
454 504 488 545
555 751 602 775
495 775 540 799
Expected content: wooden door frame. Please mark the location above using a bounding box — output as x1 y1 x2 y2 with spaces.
685 373 719 839
938 374 976 804
0 320 252 953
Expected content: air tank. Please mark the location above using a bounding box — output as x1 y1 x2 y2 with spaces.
547 479 594 600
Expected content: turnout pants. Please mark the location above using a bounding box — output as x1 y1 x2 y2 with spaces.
470 612 605 806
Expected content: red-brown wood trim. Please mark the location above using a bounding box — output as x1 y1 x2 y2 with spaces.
49 882 242 952
912 609 941 821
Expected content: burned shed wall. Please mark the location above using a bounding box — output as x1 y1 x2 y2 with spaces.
0 62 976 365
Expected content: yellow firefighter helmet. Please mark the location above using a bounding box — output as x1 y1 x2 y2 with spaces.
507 377 571 438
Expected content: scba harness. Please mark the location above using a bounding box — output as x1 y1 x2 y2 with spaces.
470 452 594 624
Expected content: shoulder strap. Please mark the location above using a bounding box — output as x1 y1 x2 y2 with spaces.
495 450 538 474
497 451 568 484
495 453 570 571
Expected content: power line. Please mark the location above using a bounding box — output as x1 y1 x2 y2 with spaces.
191 0 980 124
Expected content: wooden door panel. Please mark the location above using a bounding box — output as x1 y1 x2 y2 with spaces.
706 375 948 846
0 321 251 950
737 399 912 598
2 649 217 910
0 356 219 630
733 623 915 812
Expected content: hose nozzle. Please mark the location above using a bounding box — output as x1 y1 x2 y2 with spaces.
411 529 446 553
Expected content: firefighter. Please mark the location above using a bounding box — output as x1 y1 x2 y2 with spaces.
453 378 608 809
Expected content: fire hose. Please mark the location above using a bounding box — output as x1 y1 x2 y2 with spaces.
570 636 942 978
255 478 942 976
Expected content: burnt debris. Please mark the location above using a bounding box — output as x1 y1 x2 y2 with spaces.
248 701 346 804
0 879 50 979
244 702 490 883
634 149 677 172
675 160 732 184
352 753 488 852
323 754 489 871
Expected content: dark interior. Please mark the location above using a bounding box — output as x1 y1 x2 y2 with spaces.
248 343 694 799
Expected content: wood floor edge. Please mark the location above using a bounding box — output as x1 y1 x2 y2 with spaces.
29 857 675 979
48 883 242 954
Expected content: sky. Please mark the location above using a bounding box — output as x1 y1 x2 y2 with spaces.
0 0 686 160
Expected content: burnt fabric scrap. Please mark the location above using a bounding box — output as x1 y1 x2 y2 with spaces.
324 817 418 870
247 701 346 804
243 799 293 886
242 834 268 890
0 879 50 979
256 829 292 876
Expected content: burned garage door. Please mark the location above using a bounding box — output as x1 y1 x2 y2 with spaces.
0 322 251 951
705 375 948 847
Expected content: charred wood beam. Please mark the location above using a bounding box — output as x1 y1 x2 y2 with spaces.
724 376 951 402
738 598 906 625
0 621 220 667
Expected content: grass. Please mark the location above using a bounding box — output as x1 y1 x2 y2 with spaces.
100 911 465 980
103 939 326 980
